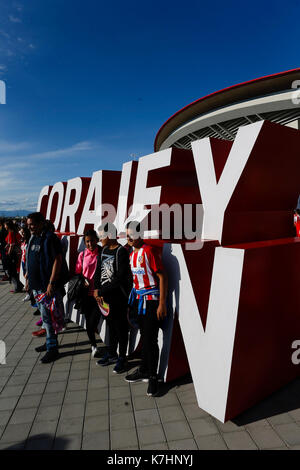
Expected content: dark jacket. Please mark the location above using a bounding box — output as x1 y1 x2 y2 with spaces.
26 230 69 291
93 244 132 303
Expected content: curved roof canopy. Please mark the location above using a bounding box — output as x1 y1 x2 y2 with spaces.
154 68 300 151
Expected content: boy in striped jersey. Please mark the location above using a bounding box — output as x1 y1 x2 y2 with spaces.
125 221 168 396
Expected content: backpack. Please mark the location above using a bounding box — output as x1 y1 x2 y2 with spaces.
67 250 88 308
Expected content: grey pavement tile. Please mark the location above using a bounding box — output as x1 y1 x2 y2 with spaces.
156 393 180 408
181 403 208 420
141 442 169 450
67 379 88 391
60 403 85 420
26 438 54 450
159 405 186 423
48 371 69 382
176 389 197 405
116 445 140 450
1 423 31 443
16 394 41 409
70 361 90 370
73 351 92 360
45 381 67 394
27 374 50 384
196 434 228 450
82 430 109 450
249 427 285 449
110 412 135 430
110 397 133 415
9 407 37 424
137 424 166 446
13 367 33 376
56 417 84 436
267 413 295 425
23 382 46 396
87 378 108 389
53 434 82 450
133 396 156 411
83 415 109 433
110 386 131 400
40 392 65 407
223 431 258 450
216 420 245 433
87 388 108 402
168 438 198 450
0 385 24 397
29 420 58 438
0 396 19 411
51 362 71 372
85 400 108 418
6 375 28 386
135 409 161 428
289 409 300 421
111 427 138 449
0 367 15 377
63 390 86 404
69 369 89 381
0 377 9 388
35 405 61 422
163 420 193 441
245 419 271 430
0 410 11 427
275 423 300 446
0 441 26 450
130 382 148 397
189 416 220 437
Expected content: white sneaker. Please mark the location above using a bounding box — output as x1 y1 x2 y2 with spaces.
22 294 30 302
91 346 98 358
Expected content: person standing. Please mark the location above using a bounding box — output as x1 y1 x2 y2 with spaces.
0 219 8 281
26 212 68 363
124 221 168 397
75 229 101 357
94 222 132 374
5 220 23 293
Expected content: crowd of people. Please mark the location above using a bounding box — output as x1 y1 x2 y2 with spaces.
0 212 168 397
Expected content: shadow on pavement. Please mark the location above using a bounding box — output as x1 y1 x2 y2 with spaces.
233 377 300 425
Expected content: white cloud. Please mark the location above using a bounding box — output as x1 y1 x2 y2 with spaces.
0 140 30 153
28 141 95 160
8 15 21 23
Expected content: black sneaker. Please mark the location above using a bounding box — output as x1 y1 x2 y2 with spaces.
40 349 59 364
124 368 149 383
147 376 158 396
96 353 118 366
113 357 127 374
35 343 47 353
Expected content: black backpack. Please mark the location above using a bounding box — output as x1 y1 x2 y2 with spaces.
67 251 88 308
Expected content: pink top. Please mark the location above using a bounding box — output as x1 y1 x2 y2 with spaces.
75 247 99 296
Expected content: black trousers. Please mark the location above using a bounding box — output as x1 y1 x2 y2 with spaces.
81 295 101 348
136 299 162 377
105 295 129 359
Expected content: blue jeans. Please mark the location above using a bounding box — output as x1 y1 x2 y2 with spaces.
32 289 59 351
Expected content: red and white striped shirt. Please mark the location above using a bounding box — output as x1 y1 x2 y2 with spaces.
130 244 163 300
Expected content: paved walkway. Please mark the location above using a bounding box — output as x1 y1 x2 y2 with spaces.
1 274 300 450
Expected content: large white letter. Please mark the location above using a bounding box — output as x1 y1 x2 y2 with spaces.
126 149 172 237
46 182 65 230
60 177 82 233
191 121 263 242
77 170 102 235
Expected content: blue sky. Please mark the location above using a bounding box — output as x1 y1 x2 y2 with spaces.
0 0 299 211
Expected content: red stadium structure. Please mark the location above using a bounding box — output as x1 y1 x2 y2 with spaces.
35 69 300 422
